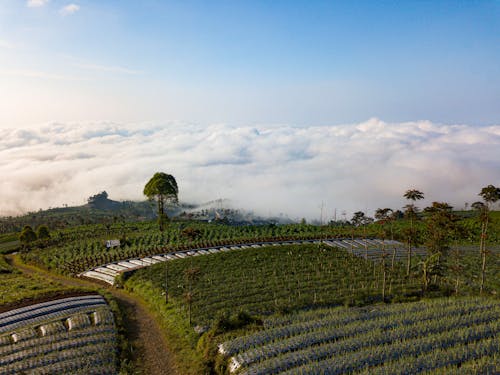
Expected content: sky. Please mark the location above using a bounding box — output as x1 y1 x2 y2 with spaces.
0 1 499 219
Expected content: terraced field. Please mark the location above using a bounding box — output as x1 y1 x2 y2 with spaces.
79 238 418 285
219 297 500 374
125 243 422 327
0 295 118 375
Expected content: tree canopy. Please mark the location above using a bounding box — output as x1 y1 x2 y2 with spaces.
479 185 500 206
19 225 37 247
143 172 178 231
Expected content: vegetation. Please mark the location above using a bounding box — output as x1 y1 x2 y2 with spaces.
125 244 422 327
143 172 179 231
218 297 499 374
0 296 118 374
1 184 499 374
0 263 74 307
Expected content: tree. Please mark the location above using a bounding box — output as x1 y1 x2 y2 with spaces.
350 211 373 227
19 225 37 249
374 208 392 223
477 184 500 293
417 252 442 294
423 202 457 257
36 225 50 242
143 172 178 231
403 189 424 275
422 202 458 290
375 208 395 242
350 211 373 259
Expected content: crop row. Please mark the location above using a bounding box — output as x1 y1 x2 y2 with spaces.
220 298 498 356
220 298 500 375
126 244 421 326
232 309 499 371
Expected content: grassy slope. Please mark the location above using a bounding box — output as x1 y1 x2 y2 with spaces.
0 255 81 309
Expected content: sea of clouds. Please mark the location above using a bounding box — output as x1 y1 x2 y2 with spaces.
1 118 499 220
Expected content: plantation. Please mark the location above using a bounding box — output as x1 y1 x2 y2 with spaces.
124 244 423 327
23 221 382 275
219 297 499 374
0 295 118 374
1 200 499 374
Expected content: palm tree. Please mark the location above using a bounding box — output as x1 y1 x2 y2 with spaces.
403 189 424 275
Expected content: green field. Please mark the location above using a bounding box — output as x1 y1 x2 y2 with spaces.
219 297 499 374
1 208 499 374
122 243 499 374
0 256 76 308
124 244 422 327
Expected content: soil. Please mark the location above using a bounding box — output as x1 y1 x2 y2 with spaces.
4 255 179 375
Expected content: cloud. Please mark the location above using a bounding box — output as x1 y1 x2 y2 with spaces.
59 4 80 16
0 120 499 219
27 0 49 7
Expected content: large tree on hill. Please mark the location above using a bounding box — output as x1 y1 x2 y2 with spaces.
143 172 178 231
403 189 424 276
477 184 500 293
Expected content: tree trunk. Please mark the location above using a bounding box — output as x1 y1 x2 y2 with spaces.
480 249 486 294
406 218 413 276
480 214 489 294
391 246 396 271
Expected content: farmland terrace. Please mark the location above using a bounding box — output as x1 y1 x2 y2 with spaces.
79 238 415 285
0 295 118 374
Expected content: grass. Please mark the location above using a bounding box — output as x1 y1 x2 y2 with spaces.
0 266 75 308
0 233 20 254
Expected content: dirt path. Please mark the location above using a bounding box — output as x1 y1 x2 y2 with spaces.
5 255 178 375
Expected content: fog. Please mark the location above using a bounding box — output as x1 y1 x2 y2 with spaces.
1 119 499 220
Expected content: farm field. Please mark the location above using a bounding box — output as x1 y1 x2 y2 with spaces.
78 238 417 285
124 244 422 327
23 221 374 275
0 295 118 374
2 211 499 374
219 297 499 374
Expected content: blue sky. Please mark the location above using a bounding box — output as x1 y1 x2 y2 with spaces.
1 0 499 127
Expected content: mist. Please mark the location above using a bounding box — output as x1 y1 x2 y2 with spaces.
1 119 499 220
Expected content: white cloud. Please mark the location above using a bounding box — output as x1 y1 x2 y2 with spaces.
27 0 49 7
0 119 499 219
59 4 80 16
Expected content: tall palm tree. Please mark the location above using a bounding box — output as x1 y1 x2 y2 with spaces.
403 189 424 275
